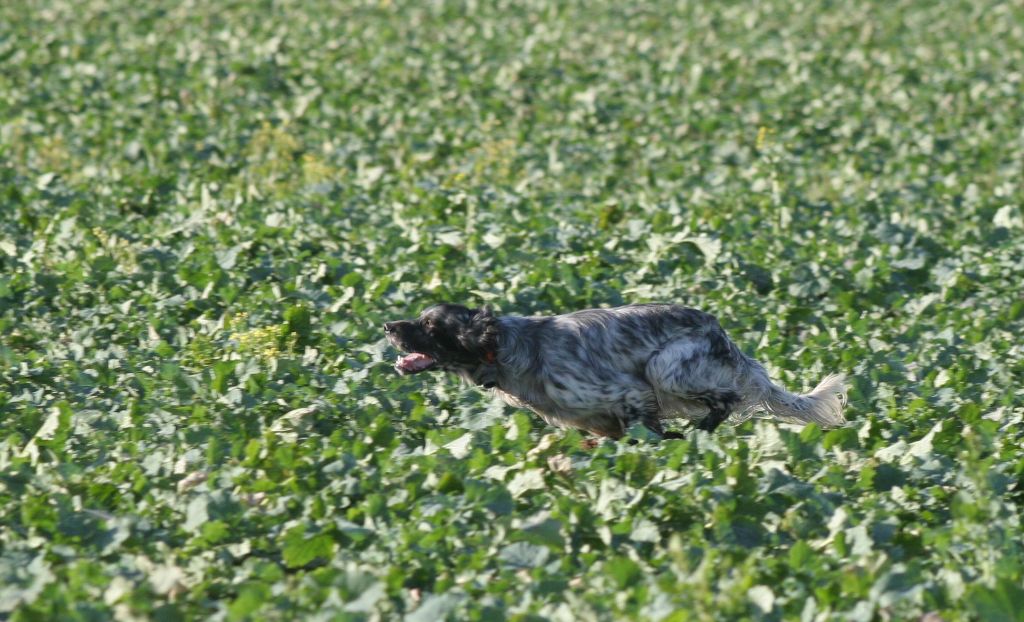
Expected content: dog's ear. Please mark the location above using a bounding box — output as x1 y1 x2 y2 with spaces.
457 306 499 358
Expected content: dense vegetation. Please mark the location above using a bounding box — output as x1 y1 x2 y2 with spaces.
2 0 1023 619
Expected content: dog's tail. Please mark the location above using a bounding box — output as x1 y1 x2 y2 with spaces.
749 369 848 427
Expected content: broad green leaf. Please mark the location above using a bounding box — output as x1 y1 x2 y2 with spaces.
281 526 335 569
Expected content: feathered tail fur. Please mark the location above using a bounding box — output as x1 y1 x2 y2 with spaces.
759 373 848 427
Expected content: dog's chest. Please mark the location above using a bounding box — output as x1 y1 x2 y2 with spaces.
492 373 564 418
492 386 551 417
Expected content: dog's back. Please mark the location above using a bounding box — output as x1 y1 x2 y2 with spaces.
494 304 845 436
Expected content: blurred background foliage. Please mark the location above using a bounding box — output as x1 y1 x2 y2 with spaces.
1 0 1022 620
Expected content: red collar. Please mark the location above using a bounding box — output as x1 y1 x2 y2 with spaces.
483 350 496 364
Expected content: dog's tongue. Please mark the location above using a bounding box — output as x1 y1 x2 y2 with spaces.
396 352 435 373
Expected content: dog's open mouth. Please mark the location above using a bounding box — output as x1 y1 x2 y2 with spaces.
395 352 436 374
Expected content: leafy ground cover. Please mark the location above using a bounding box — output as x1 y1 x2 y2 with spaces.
2 0 1023 619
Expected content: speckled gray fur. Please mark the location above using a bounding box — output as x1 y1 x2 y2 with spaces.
387 303 847 439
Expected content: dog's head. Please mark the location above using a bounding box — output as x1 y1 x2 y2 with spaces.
384 304 499 377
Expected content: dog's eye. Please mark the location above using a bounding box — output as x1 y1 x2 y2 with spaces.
422 319 434 332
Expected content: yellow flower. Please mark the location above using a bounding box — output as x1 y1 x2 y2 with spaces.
756 126 770 151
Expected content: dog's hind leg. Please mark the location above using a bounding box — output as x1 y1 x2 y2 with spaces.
646 338 743 434
691 391 740 432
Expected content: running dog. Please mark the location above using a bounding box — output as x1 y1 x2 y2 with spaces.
384 303 846 439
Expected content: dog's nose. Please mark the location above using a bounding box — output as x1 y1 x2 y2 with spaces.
383 322 396 334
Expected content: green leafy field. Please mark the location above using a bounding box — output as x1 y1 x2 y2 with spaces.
2 0 1023 619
